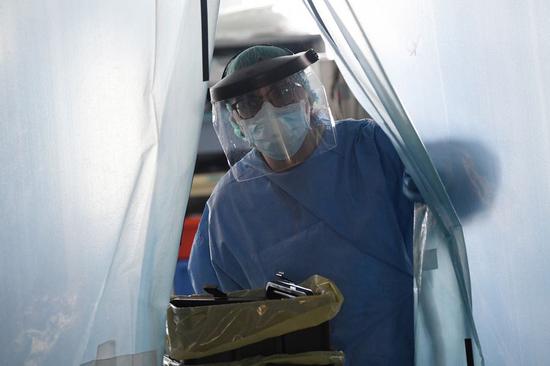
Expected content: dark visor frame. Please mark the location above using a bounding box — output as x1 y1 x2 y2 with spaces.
210 49 319 103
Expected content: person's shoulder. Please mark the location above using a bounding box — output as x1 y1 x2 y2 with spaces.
335 118 379 135
333 118 380 148
335 118 376 127
208 165 266 210
334 118 400 160
210 170 237 199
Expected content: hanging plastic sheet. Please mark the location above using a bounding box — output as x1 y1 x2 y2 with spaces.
306 0 550 364
303 1 483 364
413 205 480 365
0 1 219 365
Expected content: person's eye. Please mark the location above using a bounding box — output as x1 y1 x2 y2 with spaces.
273 88 292 102
280 86 292 95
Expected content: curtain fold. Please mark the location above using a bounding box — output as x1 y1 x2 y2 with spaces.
304 1 484 364
0 1 219 365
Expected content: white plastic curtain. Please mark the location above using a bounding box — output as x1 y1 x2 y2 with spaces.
306 0 550 365
0 1 219 365
304 1 483 365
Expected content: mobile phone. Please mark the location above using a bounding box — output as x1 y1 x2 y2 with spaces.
265 272 314 299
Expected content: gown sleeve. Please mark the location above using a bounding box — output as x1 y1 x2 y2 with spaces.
188 200 248 293
372 123 414 257
188 205 221 294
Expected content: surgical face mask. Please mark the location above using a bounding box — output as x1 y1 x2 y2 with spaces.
241 100 310 161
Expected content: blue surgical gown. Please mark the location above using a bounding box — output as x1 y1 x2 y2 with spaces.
188 120 414 365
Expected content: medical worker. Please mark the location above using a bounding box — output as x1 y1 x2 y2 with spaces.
188 45 414 365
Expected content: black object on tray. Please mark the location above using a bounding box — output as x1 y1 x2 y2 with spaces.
180 321 330 364
166 274 341 366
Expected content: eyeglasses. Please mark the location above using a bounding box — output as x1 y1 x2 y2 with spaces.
230 81 307 120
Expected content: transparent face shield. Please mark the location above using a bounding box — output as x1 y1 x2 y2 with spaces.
212 67 337 182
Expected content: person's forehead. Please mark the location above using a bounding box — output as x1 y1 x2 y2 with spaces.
254 84 273 97
228 78 304 105
234 83 280 101
252 79 301 96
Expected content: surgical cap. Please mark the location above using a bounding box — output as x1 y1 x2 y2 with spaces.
223 45 293 77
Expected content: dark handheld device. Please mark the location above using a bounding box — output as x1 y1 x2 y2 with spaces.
265 272 314 299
